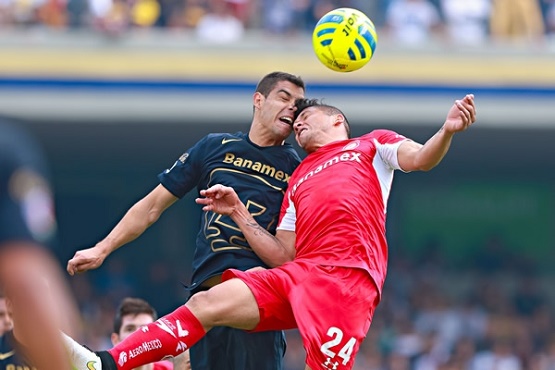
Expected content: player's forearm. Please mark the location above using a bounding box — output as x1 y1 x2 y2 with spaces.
414 126 455 171
98 200 160 254
230 205 294 267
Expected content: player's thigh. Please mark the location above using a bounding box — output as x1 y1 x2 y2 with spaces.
188 278 260 330
190 327 286 370
294 266 379 370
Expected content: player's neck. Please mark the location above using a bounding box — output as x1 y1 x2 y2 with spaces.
248 132 284 147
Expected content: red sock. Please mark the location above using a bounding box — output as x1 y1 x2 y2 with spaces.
107 305 205 370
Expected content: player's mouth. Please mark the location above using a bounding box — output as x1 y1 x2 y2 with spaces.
279 116 294 126
295 128 307 138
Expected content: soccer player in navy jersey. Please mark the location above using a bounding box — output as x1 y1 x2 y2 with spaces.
67 93 476 370
0 120 81 370
66 71 306 370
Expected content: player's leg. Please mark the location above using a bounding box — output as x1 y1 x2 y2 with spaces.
294 265 379 370
189 327 286 370
68 277 261 370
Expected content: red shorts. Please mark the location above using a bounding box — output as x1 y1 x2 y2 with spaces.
223 260 379 370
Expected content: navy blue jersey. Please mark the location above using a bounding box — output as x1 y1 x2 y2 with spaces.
158 131 301 288
0 122 56 246
0 331 36 369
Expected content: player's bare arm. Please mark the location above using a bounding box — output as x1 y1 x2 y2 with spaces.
67 184 178 275
398 94 476 172
197 184 296 267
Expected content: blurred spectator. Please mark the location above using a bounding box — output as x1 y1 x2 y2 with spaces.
440 0 491 46
546 0 555 36
489 0 545 43
36 0 66 27
224 0 249 25
512 275 545 317
168 0 205 28
387 351 412 370
10 0 46 26
311 0 340 22
260 0 296 35
469 337 522 370
384 0 443 46
450 337 478 369
89 0 130 35
66 0 89 27
413 331 446 370
195 0 244 42
535 335 555 370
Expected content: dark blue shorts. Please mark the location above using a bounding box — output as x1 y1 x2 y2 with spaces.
189 326 286 370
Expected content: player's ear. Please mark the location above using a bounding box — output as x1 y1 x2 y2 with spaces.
253 92 264 110
333 114 345 128
111 333 120 346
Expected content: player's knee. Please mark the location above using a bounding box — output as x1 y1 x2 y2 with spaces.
187 281 259 329
187 290 223 325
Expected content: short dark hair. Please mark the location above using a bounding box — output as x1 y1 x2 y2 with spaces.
295 98 351 138
113 297 157 334
255 72 305 97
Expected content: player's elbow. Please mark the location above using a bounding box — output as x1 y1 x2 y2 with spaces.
416 162 437 172
408 155 442 172
267 249 295 268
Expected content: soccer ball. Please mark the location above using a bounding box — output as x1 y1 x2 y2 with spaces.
312 8 378 72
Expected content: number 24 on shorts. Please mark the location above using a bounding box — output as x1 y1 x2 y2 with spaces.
321 327 357 366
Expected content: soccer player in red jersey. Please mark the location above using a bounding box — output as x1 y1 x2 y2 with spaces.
68 94 476 370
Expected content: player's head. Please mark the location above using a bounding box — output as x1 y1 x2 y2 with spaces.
0 288 13 335
251 72 306 142
111 297 157 345
293 98 351 153
255 72 305 98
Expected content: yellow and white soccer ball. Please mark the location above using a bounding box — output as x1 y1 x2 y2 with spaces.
312 8 378 72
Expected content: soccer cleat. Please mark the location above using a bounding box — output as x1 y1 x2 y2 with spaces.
61 332 103 370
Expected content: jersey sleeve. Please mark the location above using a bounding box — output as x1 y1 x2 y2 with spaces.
369 129 409 171
157 135 211 198
276 193 296 232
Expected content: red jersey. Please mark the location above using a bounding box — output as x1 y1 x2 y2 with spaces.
277 130 407 294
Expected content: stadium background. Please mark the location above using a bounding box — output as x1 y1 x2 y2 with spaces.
1 9 555 368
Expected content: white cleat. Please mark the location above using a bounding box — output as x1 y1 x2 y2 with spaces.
61 332 103 370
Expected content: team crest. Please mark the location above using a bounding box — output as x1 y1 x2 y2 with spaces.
342 141 360 151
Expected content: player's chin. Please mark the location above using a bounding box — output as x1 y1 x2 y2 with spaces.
278 122 294 135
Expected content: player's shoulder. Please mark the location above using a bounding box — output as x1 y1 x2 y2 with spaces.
205 131 247 145
280 141 301 157
0 330 15 358
361 129 406 144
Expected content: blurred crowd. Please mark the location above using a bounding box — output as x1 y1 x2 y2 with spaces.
0 0 554 46
63 235 555 370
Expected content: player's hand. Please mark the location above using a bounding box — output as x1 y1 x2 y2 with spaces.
66 246 106 275
195 184 241 216
444 94 476 134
